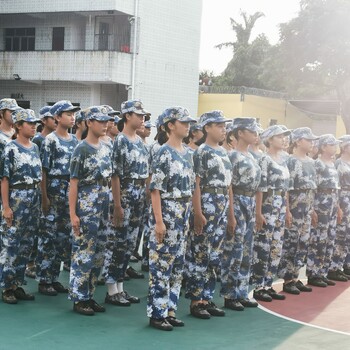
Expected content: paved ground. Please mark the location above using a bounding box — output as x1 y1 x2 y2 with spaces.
0 264 349 350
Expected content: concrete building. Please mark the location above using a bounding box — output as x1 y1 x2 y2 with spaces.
0 0 202 119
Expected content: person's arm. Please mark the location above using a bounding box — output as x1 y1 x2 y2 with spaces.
151 189 166 244
255 191 266 231
285 192 292 228
227 186 236 235
41 169 50 216
112 175 124 227
69 178 80 236
1 177 12 227
192 176 206 235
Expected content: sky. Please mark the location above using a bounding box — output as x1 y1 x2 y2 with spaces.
200 0 301 75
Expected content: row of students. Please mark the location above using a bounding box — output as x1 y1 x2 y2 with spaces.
1 97 350 333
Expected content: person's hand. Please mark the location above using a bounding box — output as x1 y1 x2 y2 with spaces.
194 212 207 235
2 207 13 228
113 205 124 227
71 214 80 236
337 207 343 225
256 213 267 231
155 221 166 244
227 215 237 235
285 209 293 228
311 210 318 228
42 196 51 216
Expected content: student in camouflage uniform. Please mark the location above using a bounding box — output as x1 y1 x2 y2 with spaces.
74 110 87 141
0 108 42 304
147 106 196 331
26 105 57 280
68 106 113 316
183 123 203 150
278 127 318 294
35 100 80 296
220 117 262 311
327 135 350 281
251 125 291 302
185 110 234 320
306 134 341 287
105 100 150 307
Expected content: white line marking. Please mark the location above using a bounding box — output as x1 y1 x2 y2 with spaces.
27 328 53 339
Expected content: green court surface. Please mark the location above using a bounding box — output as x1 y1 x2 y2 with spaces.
0 265 349 350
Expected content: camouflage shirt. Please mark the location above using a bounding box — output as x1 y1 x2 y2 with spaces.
314 158 339 190
288 155 317 190
0 130 12 159
112 133 149 179
150 144 195 199
336 158 350 189
32 133 46 150
41 132 79 177
230 150 261 191
1 140 42 186
194 143 232 188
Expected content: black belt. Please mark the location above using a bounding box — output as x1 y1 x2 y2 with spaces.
317 188 338 194
10 183 40 190
48 175 70 181
202 187 228 195
266 189 286 196
122 178 146 186
341 187 350 191
290 189 314 194
164 196 191 202
233 188 256 197
80 179 110 187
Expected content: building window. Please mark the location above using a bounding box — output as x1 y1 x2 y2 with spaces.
5 28 35 51
52 27 65 51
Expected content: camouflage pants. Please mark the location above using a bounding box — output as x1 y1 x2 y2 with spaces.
141 202 151 266
0 188 41 288
185 193 229 301
306 191 338 278
147 198 191 319
36 179 71 283
251 194 286 288
278 190 314 281
69 184 109 302
105 183 146 283
220 194 256 300
330 190 350 272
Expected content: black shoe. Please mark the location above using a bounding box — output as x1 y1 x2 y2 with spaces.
308 277 327 288
122 290 140 304
2 289 18 304
105 293 131 306
149 318 173 331
340 270 350 279
266 287 286 300
126 266 144 279
205 301 225 316
129 255 139 263
322 277 336 286
141 264 149 272
253 289 272 302
89 299 106 312
166 316 185 327
190 303 211 319
283 281 300 295
133 252 143 261
343 268 350 276
295 280 313 292
25 267 36 279
52 281 68 293
239 298 258 308
123 274 130 281
38 283 58 296
327 270 348 282
73 301 94 316
224 298 244 311
14 287 35 301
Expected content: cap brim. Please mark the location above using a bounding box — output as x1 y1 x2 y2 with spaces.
89 115 114 122
179 116 197 123
63 106 81 113
108 110 121 116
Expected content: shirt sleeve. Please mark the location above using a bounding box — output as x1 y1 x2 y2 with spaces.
193 148 205 179
112 137 125 177
0 145 12 179
70 146 84 179
149 149 169 193
257 155 268 192
229 152 239 186
40 136 52 171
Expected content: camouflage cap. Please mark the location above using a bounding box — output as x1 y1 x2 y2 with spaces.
232 117 262 133
75 110 86 124
260 125 291 141
113 115 121 124
318 134 342 147
0 98 19 111
50 100 81 116
121 99 150 116
39 106 53 119
162 106 196 125
12 108 40 124
339 135 350 148
190 122 203 132
144 121 155 128
199 110 230 127
156 112 166 128
84 106 114 121
291 127 319 142
101 105 121 116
